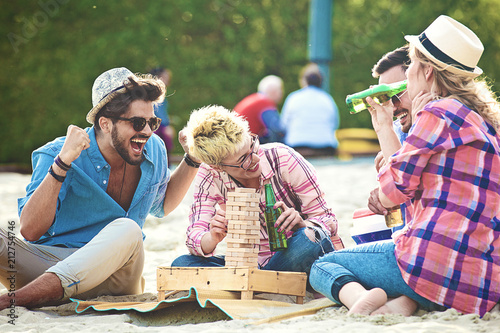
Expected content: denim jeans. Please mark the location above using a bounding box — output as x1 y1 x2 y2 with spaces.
171 226 334 276
309 239 446 312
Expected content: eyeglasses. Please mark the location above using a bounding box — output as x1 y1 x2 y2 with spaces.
220 134 260 170
391 90 407 108
107 116 161 132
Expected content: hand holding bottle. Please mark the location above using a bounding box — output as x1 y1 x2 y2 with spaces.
367 187 388 215
273 201 307 233
366 96 395 133
264 184 288 251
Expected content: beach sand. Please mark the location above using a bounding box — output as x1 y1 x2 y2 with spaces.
1 157 500 332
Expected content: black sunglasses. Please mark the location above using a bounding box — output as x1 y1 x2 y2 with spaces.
107 116 161 132
391 90 407 108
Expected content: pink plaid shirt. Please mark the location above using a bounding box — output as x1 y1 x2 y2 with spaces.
379 99 500 316
186 143 343 268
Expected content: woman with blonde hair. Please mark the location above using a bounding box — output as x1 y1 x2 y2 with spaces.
310 16 500 317
171 105 343 276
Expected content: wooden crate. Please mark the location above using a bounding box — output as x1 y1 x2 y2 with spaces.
157 266 307 304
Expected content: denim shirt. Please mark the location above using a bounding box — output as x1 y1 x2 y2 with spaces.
18 127 170 248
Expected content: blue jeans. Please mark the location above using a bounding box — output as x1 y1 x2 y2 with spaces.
171 227 333 276
309 240 446 312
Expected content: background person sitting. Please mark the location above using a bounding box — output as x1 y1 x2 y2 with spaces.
234 75 285 144
281 63 340 157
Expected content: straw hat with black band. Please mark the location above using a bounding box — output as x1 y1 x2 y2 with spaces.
86 67 138 124
404 15 483 78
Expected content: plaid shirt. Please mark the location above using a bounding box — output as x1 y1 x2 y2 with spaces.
379 99 500 316
186 143 343 268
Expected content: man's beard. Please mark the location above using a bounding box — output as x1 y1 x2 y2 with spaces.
111 126 144 166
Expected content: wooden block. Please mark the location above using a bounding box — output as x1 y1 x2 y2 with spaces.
226 236 260 244
225 210 247 217
229 221 260 229
232 196 259 203
226 242 255 249
228 214 260 221
227 255 246 260
229 228 260 235
242 256 259 262
226 252 257 259
224 261 238 267
227 205 261 212
227 225 260 233
227 223 240 230
234 188 257 193
228 220 259 226
225 253 247 259
241 290 254 300
226 233 260 240
229 192 258 198
158 267 249 291
226 247 259 254
226 201 260 208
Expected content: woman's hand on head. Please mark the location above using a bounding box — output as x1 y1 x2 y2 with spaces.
411 91 439 119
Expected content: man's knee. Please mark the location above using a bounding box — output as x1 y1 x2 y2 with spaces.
107 218 143 243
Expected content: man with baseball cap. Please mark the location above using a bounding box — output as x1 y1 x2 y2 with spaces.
0 67 200 309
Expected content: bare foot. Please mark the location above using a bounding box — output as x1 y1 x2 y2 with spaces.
371 295 417 316
348 288 388 315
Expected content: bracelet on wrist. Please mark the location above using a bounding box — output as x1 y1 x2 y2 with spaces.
54 155 71 171
183 153 201 168
48 165 66 182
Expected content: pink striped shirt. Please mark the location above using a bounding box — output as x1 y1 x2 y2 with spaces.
379 99 500 316
186 143 343 267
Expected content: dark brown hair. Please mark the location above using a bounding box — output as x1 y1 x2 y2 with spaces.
372 45 410 78
94 75 165 130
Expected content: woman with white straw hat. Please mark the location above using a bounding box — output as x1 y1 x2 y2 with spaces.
309 15 500 317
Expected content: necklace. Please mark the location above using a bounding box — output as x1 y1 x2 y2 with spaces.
118 162 127 205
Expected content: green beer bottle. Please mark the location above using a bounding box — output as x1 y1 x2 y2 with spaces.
345 80 407 114
264 184 288 251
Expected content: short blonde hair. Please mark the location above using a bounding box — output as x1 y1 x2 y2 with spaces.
184 105 250 165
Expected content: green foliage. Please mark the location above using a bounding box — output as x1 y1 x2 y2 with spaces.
2 0 500 166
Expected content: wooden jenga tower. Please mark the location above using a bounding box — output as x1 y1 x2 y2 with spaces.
224 188 261 267
157 188 308 304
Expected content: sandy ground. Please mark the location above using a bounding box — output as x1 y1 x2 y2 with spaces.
1 157 500 332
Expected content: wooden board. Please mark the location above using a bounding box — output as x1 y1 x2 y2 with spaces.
157 267 307 303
